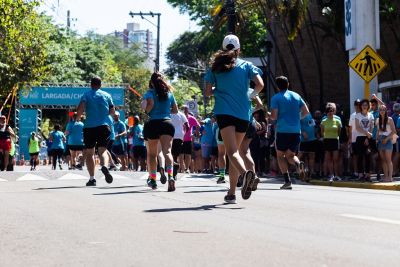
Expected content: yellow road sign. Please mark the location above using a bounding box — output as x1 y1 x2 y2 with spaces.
349 45 387 83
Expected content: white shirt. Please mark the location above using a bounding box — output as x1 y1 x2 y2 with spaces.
355 112 374 137
349 112 361 143
171 111 188 140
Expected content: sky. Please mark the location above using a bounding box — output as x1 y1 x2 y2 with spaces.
40 0 199 70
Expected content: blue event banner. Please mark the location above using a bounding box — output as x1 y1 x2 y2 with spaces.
20 87 125 106
19 109 38 159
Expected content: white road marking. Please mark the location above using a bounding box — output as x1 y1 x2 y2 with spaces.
58 173 87 180
102 173 129 180
16 174 48 181
340 214 400 226
0 178 7 182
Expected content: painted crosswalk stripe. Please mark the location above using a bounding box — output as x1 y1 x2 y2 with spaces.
102 173 129 180
17 174 48 181
58 173 88 180
0 178 7 182
340 214 400 226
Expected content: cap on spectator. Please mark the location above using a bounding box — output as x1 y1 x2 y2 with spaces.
114 111 120 116
222 34 240 51
353 99 361 105
393 103 400 112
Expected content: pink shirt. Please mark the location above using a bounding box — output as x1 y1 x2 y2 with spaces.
184 115 200 142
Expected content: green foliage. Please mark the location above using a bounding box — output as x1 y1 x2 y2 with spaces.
171 78 202 107
0 0 50 95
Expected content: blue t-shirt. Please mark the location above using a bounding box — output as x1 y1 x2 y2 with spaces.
113 120 127 146
107 115 115 141
80 89 114 128
143 89 176 120
50 131 65 150
130 124 145 147
300 113 317 142
66 121 84 146
270 89 305 134
370 110 379 140
204 58 261 121
200 118 214 145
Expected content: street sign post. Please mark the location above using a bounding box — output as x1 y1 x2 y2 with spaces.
349 45 387 99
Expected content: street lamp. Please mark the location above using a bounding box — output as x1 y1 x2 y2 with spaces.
129 11 161 71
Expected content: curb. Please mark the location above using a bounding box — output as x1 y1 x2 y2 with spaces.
309 180 400 191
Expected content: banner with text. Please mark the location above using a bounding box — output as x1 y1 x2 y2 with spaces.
20 87 125 106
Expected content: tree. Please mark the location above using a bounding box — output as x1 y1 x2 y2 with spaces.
0 0 51 95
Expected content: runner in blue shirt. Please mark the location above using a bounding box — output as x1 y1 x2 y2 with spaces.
299 112 317 179
65 112 84 170
143 72 178 191
112 111 128 170
50 124 66 170
204 34 264 203
130 116 146 171
77 76 114 186
270 76 309 189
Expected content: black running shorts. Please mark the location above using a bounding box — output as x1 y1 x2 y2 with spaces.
216 114 249 133
84 125 111 149
143 119 175 140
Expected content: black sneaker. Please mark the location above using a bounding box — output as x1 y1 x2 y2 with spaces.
59 164 63 170
109 165 117 171
86 179 96 186
236 174 244 187
251 177 260 191
160 167 167 184
167 179 176 192
101 166 113 184
216 177 226 184
147 178 157 190
224 194 236 204
75 164 83 170
280 182 292 190
241 170 256 200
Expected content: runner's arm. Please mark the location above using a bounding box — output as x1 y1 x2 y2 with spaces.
76 101 85 120
204 83 213 97
171 103 178 114
252 75 264 95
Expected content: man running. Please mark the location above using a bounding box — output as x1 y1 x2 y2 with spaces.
270 76 309 189
77 76 114 186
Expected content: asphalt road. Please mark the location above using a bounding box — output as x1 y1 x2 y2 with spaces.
1 167 400 267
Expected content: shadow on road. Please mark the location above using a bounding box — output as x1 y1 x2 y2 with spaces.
143 204 244 213
33 186 86 190
93 190 148 195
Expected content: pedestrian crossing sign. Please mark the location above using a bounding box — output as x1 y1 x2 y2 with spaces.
349 45 387 83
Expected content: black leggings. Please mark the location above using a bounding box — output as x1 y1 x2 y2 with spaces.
355 136 370 173
107 140 119 165
52 149 64 169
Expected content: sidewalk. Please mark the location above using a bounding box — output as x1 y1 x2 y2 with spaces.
309 179 400 191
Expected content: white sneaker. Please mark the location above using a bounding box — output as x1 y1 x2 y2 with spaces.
328 175 334 182
334 176 342 181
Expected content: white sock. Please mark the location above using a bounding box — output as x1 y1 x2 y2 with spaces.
89 176 95 181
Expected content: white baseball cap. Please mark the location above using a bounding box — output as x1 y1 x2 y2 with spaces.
222 34 240 51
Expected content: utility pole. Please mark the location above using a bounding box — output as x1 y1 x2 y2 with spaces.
67 10 70 35
225 0 236 34
129 11 161 71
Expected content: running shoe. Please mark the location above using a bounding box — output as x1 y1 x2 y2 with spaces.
173 163 179 179
59 164 63 170
236 174 244 187
101 166 113 184
216 177 226 184
297 161 306 181
86 179 96 186
75 164 83 170
168 179 176 192
224 194 236 204
241 170 256 200
328 175 335 182
147 178 157 190
108 165 118 171
251 177 260 191
160 167 167 184
280 182 292 190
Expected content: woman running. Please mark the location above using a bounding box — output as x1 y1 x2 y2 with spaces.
143 72 178 191
49 124 66 170
204 34 264 203
376 105 396 182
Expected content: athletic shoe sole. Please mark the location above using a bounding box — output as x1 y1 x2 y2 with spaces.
168 179 176 192
251 177 260 191
160 168 167 184
101 166 113 184
241 170 255 200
